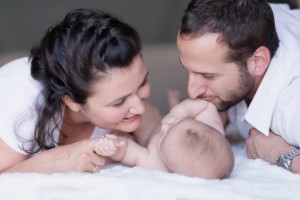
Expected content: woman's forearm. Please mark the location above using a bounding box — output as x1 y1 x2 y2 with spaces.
3 146 69 173
3 139 106 174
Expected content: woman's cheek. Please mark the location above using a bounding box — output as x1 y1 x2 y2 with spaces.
105 109 128 123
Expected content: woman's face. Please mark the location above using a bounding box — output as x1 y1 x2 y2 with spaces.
80 55 150 132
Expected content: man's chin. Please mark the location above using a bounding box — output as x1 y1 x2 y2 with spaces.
217 101 240 112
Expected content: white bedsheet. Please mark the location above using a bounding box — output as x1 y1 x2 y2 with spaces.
0 143 299 200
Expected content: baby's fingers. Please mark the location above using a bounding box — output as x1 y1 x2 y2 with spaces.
107 134 126 147
161 115 185 134
107 139 118 154
94 138 105 155
94 137 114 156
162 115 175 125
161 117 175 134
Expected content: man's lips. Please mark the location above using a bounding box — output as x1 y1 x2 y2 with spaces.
202 97 215 102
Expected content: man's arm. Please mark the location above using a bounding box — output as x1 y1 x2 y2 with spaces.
246 128 300 173
247 79 300 173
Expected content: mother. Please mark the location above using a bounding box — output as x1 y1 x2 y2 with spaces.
0 8 160 173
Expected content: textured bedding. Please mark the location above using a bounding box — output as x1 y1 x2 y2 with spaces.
1 142 299 200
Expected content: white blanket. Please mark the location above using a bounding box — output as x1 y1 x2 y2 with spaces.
0 143 299 200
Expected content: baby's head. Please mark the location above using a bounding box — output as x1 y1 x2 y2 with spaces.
157 118 234 179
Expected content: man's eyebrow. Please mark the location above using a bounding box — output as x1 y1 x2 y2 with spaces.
178 58 217 76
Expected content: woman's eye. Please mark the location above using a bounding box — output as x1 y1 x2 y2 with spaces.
140 77 148 87
112 99 126 108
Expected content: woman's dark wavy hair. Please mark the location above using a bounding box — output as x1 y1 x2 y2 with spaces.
180 0 279 66
27 8 141 154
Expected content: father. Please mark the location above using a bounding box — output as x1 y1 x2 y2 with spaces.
176 0 300 173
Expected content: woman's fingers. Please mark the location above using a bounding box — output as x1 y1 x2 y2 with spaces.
88 163 99 173
88 153 106 173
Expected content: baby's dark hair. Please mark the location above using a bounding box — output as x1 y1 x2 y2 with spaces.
26 8 141 153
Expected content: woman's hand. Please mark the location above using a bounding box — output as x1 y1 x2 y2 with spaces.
52 139 107 173
2 139 106 174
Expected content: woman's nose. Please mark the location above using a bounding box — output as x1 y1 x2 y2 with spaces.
129 96 146 115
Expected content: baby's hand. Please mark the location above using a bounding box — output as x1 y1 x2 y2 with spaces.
94 134 125 156
161 111 185 135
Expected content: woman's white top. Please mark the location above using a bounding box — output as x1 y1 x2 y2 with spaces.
0 57 110 155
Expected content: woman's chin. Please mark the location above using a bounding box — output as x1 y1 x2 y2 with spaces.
111 114 142 132
115 118 141 133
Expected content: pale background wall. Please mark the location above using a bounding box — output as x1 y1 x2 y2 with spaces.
1 0 298 54
0 0 298 115
0 0 190 115
0 0 188 54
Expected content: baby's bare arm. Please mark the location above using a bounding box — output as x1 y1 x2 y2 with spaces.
172 99 209 117
123 134 166 170
94 134 155 167
120 137 156 167
161 99 209 134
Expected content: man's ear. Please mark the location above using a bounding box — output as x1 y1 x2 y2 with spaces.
248 46 271 76
61 95 81 112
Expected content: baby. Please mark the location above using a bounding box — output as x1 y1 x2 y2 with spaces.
94 98 234 179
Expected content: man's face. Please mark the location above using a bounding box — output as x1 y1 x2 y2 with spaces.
177 33 255 111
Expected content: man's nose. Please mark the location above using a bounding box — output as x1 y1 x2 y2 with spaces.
188 75 206 99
